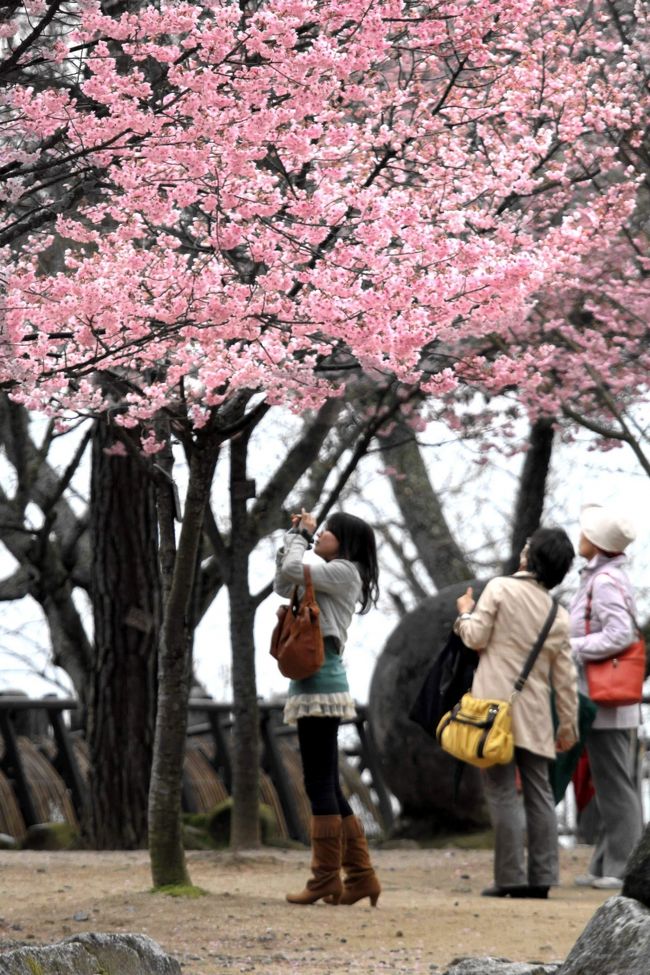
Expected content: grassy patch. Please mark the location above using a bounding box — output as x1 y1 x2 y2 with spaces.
152 884 208 898
393 828 495 850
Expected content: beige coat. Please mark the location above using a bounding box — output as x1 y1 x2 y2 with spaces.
455 572 578 759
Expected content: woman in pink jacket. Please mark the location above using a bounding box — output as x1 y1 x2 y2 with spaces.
570 504 644 889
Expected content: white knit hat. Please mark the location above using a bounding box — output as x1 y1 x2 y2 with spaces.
579 503 636 553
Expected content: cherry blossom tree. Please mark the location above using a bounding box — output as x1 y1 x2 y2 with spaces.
3 1 646 411
1 0 647 884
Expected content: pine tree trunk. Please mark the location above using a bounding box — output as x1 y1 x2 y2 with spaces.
87 420 160 848
148 435 219 887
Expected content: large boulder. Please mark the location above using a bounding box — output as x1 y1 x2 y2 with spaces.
0 933 180 975
368 579 489 830
558 896 650 975
622 823 650 907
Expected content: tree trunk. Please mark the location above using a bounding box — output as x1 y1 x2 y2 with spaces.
87 420 160 848
148 433 219 888
379 415 473 589
229 429 260 849
502 418 555 575
37 547 93 707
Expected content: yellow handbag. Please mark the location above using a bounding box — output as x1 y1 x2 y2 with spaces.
436 692 514 768
436 596 559 768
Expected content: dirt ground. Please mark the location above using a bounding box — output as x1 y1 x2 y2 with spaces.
0 844 614 974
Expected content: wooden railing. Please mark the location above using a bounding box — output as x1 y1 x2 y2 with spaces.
0 696 394 844
0 695 83 829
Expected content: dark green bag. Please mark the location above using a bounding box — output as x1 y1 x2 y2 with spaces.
549 692 597 804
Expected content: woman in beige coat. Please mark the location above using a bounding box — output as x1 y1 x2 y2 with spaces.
455 528 578 899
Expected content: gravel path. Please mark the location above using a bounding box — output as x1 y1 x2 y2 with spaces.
0 846 612 973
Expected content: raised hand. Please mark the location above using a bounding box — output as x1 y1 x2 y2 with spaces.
456 586 475 615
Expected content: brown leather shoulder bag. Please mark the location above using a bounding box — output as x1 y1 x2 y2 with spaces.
270 565 325 680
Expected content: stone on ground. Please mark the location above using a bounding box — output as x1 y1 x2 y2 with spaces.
443 959 559 975
622 823 650 908
0 932 180 975
558 895 650 975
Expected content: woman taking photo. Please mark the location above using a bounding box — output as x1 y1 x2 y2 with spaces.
455 527 578 899
274 509 380 906
570 503 643 889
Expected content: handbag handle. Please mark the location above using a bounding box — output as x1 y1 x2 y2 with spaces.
302 564 315 600
289 565 317 615
512 597 559 695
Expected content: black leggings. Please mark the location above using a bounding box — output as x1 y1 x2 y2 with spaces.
297 716 354 818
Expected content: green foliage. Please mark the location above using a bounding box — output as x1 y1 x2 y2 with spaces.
180 802 284 849
258 803 280 843
22 822 80 851
205 799 280 847
448 829 495 850
413 828 495 850
182 808 304 850
182 812 209 830
25 957 44 975
205 799 234 847
182 823 216 850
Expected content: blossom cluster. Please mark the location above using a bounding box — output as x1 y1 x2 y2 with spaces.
0 0 647 433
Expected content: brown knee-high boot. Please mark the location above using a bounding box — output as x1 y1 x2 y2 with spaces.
338 814 381 906
286 815 343 905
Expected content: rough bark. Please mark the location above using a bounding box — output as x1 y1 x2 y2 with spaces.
87 419 160 848
502 418 555 575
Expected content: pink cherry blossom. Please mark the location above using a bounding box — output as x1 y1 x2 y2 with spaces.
0 0 646 445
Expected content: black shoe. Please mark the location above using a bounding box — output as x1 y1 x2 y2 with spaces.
481 885 527 897
481 885 549 899
522 885 549 899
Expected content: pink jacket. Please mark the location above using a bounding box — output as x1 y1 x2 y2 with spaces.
569 553 640 730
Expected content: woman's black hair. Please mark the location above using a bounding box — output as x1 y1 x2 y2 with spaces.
324 512 379 613
526 527 575 590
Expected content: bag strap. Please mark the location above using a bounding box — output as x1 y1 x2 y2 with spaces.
512 597 559 695
284 566 317 616
303 564 316 601
288 565 316 609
